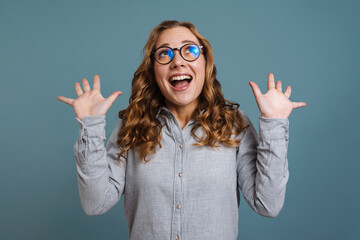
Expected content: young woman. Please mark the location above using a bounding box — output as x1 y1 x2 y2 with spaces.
58 20 306 240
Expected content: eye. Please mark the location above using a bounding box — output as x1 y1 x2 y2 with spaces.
183 45 200 59
189 45 200 55
156 48 173 59
159 50 168 57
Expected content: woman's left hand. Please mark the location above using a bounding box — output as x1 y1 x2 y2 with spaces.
249 73 306 118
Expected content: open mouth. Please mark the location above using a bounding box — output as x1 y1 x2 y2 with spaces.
169 75 193 88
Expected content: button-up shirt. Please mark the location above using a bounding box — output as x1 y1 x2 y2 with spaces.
74 107 289 240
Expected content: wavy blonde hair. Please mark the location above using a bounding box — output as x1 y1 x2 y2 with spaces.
116 20 249 163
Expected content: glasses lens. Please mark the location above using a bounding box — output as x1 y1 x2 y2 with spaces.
154 47 173 64
181 44 200 61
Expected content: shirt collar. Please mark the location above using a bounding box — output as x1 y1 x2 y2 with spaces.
155 105 207 127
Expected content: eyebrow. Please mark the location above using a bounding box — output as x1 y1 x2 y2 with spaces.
156 40 198 48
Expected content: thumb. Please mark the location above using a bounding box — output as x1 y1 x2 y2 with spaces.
249 82 262 98
292 101 307 109
107 91 122 105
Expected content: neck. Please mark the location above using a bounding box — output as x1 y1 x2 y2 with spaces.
165 100 198 130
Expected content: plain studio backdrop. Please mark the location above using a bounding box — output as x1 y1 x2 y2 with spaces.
0 0 359 239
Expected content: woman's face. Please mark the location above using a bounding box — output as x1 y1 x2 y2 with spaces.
153 26 206 112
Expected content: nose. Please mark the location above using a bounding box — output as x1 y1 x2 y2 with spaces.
170 49 186 69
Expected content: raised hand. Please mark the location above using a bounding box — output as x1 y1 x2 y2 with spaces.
248 73 306 118
57 75 122 120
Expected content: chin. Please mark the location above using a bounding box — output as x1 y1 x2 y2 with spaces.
168 97 198 108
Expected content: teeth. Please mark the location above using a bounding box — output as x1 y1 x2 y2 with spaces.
170 75 192 81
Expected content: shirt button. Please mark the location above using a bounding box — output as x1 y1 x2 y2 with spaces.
175 234 180 239
179 145 183 149
177 204 181 209
178 173 182 177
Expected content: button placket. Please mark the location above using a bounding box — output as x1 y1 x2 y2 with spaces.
169 119 184 240
174 142 183 237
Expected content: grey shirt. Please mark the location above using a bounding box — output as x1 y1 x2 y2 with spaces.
73 107 289 240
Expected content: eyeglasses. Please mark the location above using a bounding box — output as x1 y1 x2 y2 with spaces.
152 44 203 65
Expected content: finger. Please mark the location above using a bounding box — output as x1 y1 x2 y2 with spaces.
93 74 100 91
107 91 123 105
75 82 83 97
284 86 291 98
292 102 307 109
57 96 74 106
267 73 275 90
275 80 282 92
82 78 91 92
249 82 262 98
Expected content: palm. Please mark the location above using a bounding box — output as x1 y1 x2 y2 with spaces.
57 75 122 120
249 73 306 118
72 91 108 119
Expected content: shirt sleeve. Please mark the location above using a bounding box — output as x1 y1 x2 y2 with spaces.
236 110 289 218
73 115 126 216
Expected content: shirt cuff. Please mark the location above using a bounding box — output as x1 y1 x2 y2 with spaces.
75 115 106 138
259 117 289 141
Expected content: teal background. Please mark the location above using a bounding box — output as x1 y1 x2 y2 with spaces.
1 0 359 239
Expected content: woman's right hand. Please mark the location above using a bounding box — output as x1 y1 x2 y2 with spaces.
57 75 122 120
